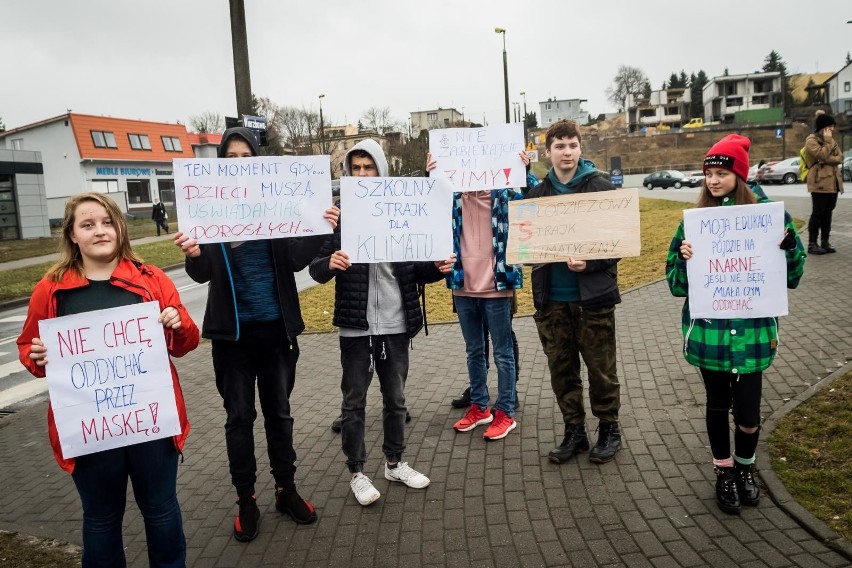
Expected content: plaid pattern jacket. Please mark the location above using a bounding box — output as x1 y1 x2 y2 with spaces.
446 189 524 291
665 188 806 373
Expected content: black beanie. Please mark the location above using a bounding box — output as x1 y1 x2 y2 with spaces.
814 112 836 132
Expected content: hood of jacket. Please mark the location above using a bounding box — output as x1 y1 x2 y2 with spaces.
217 127 261 158
342 139 389 177
546 157 599 193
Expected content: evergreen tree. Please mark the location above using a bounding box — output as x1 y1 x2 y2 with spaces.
524 112 538 129
762 50 791 113
846 51 851 65
690 70 709 117
642 80 652 99
679 71 690 88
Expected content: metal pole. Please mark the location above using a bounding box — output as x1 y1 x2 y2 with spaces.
495 28 509 124
318 94 326 155
229 0 252 117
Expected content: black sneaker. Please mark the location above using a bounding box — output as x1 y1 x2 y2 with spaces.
714 467 741 515
548 423 590 464
233 495 260 542
808 243 827 255
405 410 412 423
275 487 317 524
451 387 471 409
821 242 837 253
589 420 621 464
331 414 343 433
734 463 760 507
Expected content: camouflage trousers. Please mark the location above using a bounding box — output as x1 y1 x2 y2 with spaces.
533 301 620 424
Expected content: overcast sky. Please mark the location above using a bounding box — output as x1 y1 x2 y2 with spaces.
2 1 851 132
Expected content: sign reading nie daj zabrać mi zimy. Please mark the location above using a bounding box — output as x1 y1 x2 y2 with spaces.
506 188 641 264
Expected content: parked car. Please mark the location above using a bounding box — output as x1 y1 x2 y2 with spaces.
842 157 852 182
683 118 704 129
756 157 800 184
683 171 705 187
642 170 689 189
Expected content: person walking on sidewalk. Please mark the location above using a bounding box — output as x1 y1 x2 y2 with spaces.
526 120 624 465
18 192 199 567
666 134 806 515
310 140 455 506
426 151 529 441
803 110 844 255
152 197 169 236
173 127 340 541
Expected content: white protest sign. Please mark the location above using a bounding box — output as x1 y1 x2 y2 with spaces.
506 188 641 264
39 302 180 458
173 155 333 244
429 124 525 191
684 201 787 319
340 176 453 263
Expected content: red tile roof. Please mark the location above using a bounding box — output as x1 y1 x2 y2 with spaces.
68 113 194 161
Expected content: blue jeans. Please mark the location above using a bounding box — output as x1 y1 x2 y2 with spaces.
71 437 185 568
340 333 408 472
454 295 516 415
212 319 299 495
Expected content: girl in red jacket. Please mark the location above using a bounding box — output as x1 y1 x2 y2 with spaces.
17 192 199 567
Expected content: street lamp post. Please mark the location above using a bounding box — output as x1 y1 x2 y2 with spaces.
495 27 509 124
318 93 326 154
513 102 520 123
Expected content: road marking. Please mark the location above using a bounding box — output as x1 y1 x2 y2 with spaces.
177 282 204 293
0 336 19 346
0 316 26 323
0 378 48 409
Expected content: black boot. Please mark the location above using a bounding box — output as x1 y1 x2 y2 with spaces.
714 467 741 515
548 423 590 464
589 420 621 463
735 462 760 506
331 414 343 433
821 241 836 253
451 387 471 409
808 242 827 255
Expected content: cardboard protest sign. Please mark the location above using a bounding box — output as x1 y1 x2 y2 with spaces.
173 156 333 244
684 201 787 319
340 177 453 263
506 188 640 264
39 302 180 458
428 124 525 191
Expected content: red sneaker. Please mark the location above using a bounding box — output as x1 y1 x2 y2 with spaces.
483 409 516 440
453 405 493 432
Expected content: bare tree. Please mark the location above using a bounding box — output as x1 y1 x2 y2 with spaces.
361 106 400 134
605 65 648 111
277 106 323 155
189 111 224 133
252 96 287 155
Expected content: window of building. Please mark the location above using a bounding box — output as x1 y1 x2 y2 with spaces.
726 96 743 107
845 81 851 93
11 139 23 150
444 118 450 126
845 100 852 112
91 179 119 194
725 83 738 96
157 179 175 206
91 131 117 148
126 179 151 203
161 136 182 152
128 134 152 150
545 103 552 111
427 112 437 121
753 80 772 94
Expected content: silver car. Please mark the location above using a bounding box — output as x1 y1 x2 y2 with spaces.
756 157 800 184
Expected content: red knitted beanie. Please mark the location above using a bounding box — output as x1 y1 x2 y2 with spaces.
703 134 750 181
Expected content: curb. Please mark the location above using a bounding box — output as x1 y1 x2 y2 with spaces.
757 358 852 562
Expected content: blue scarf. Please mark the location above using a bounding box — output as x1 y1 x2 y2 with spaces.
547 158 598 194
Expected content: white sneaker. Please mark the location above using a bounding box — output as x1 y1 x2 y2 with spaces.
384 462 430 489
350 473 380 506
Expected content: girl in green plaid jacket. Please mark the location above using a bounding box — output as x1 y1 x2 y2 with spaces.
665 135 807 515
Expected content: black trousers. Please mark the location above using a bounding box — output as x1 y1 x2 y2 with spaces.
212 320 299 494
808 192 838 244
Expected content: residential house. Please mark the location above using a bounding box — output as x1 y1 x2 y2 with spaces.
702 71 783 123
539 98 590 126
625 88 691 132
410 108 464 136
822 61 852 117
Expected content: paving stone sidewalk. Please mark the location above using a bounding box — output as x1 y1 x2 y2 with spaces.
0 196 849 567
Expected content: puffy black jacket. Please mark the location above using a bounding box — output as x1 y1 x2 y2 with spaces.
185 235 326 341
527 173 621 309
309 230 444 338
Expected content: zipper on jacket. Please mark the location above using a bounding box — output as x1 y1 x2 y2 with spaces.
684 319 696 354
220 243 241 341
